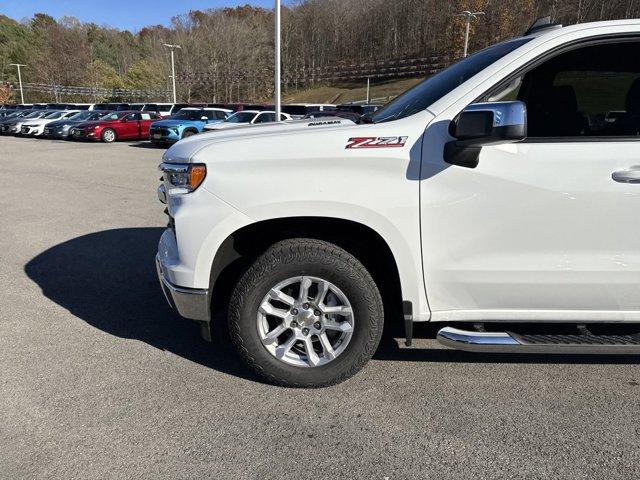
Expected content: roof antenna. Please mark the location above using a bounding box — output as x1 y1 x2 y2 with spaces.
524 16 562 36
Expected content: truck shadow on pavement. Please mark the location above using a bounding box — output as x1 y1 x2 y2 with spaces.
24 227 256 382
24 228 639 385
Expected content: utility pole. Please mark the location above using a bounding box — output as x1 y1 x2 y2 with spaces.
163 44 181 103
366 77 370 104
275 0 282 121
455 11 485 57
10 63 26 104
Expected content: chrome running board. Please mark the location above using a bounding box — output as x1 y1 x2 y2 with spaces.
437 326 640 355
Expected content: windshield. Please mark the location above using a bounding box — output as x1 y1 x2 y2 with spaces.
44 111 65 119
225 112 256 123
98 112 124 121
24 111 45 119
68 111 93 121
172 109 205 120
371 37 532 123
88 111 108 120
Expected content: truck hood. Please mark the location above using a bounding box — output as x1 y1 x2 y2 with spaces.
202 121 248 131
163 117 357 163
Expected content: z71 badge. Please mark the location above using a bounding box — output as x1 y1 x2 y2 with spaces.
345 136 408 149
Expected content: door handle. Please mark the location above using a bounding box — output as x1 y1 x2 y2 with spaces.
612 167 640 184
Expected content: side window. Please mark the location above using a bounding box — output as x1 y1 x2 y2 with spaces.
203 111 216 120
140 113 152 120
254 113 275 123
488 41 640 138
216 111 227 120
125 113 137 121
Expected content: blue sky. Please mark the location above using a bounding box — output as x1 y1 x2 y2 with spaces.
0 0 277 31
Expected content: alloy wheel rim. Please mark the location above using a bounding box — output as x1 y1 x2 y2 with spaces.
105 130 114 142
256 276 354 368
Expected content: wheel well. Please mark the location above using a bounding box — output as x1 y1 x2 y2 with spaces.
209 217 404 326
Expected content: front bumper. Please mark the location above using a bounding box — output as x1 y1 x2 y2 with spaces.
156 254 210 322
44 126 70 138
1 124 20 134
20 125 42 136
149 127 180 144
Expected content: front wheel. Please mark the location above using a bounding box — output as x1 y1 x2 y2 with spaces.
101 128 116 143
228 238 384 387
182 129 196 139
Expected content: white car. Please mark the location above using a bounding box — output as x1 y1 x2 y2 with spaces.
156 18 640 387
20 110 80 136
203 110 292 131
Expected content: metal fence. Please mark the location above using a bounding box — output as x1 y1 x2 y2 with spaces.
283 55 453 85
3 81 170 101
2 54 452 103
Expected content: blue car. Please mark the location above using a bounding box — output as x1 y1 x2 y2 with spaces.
149 107 231 145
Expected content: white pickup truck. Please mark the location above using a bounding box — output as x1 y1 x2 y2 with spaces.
156 18 640 387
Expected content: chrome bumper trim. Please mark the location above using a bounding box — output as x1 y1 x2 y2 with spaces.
155 255 210 322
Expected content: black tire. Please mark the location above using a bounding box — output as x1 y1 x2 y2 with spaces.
182 129 196 139
228 238 384 388
101 128 116 143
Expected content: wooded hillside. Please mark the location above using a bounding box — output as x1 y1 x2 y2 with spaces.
1 0 639 102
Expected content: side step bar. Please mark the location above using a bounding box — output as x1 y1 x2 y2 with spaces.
437 326 640 355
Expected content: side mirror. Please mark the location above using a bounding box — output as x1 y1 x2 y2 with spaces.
444 101 527 168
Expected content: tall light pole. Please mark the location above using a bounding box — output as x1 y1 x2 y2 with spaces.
163 44 181 103
274 0 282 121
455 11 485 57
9 63 26 104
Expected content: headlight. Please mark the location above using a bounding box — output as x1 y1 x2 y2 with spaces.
159 163 207 195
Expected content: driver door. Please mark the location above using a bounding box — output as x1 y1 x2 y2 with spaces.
421 38 640 322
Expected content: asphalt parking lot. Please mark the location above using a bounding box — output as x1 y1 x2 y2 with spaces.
1 135 640 479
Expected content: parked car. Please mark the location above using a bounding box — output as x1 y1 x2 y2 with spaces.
168 103 191 116
149 107 232 146
43 103 75 110
0 110 47 135
129 103 180 118
303 110 362 123
337 103 383 115
69 111 159 142
203 110 292 131
282 104 337 119
43 110 111 139
155 18 640 388
93 103 131 112
20 110 81 136
72 103 96 111
0 109 17 118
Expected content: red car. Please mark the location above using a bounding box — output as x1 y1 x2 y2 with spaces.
69 111 160 143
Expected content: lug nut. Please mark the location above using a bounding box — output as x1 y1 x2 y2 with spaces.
314 309 321 316
291 308 298 315
291 321 298 328
313 322 321 329
303 303 310 309
302 328 310 335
